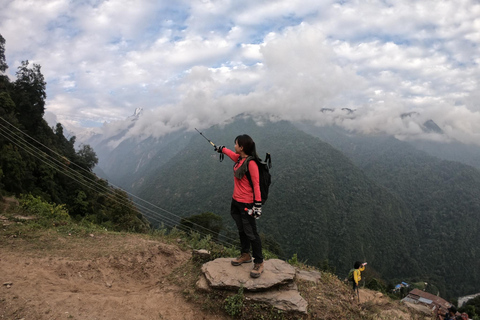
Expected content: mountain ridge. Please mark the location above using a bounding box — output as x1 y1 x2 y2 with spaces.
90 117 480 298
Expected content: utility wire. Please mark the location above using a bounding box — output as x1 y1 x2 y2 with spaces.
0 117 285 258
0 123 236 246
0 117 240 248
0 117 234 238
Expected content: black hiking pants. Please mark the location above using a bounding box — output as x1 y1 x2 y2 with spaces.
230 199 263 264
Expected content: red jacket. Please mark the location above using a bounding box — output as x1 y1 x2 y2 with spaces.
222 148 261 203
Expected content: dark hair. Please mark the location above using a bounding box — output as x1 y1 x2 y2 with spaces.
354 261 362 269
235 134 258 158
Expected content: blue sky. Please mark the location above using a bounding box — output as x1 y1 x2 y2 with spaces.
1 0 480 145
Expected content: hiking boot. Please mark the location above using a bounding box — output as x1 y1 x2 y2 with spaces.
231 253 252 266
250 262 264 278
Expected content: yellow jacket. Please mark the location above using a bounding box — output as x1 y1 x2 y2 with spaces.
354 266 365 285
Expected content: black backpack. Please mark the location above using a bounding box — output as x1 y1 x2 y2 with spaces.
246 153 272 204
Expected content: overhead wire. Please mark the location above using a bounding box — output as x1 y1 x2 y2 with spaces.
0 116 285 259
0 117 211 230
0 123 180 231
0 121 236 246
0 116 241 248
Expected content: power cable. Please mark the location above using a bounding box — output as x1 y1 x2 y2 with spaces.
0 123 236 246
0 117 235 238
0 116 284 258
0 117 240 248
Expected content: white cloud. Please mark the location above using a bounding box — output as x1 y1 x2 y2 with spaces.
1 0 480 146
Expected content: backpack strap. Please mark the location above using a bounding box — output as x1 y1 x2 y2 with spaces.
246 153 271 198
264 153 272 168
245 158 255 191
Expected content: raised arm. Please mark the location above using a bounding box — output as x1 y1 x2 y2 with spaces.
222 147 240 162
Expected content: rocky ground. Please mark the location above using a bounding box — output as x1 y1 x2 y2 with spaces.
1 198 433 320
0 229 225 320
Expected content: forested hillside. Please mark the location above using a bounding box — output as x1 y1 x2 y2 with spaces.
130 118 424 289
0 34 148 232
94 117 480 298
92 130 194 191
298 123 480 297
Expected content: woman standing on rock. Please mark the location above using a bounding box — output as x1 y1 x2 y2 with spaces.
216 134 264 278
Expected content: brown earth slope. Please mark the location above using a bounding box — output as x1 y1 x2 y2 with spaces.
0 198 432 320
0 228 225 320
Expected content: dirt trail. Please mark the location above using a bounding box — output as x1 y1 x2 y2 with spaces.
0 196 431 320
0 233 225 320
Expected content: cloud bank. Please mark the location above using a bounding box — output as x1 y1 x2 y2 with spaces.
1 0 480 145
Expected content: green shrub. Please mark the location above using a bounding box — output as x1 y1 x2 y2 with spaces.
366 278 387 292
224 287 244 317
19 194 70 227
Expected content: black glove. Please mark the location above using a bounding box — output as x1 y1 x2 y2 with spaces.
215 145 224 153
252 202 262 219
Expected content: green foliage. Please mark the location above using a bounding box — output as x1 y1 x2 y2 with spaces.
19 194 70 227
76 144 98 171
13 60 46 131
260 232 283 257
0 34 7 73
459 296 480 319
292 123 480 298
0 144 26 193
319 259 336 274
0 36 151 235
88 188 150 233
224 287 244 317
179 212 223 240
287 253 300 266
0 91 15 115
365 278 387 293
262 248 278 261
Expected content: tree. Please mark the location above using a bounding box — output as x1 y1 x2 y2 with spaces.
0 34 11 94
179 212 223 240
0 92 16 117
0 34 7 73
76 144 98 171
459 296 480 319
318 258 336 274
0 144 27 194
99 188 150 232
13 60 46 131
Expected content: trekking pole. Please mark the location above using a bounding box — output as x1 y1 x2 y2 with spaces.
195 128 224 161
357 287 360 303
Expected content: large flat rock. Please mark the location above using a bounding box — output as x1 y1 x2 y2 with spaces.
295 269 322 283
245 283 308 314
201 258 296 291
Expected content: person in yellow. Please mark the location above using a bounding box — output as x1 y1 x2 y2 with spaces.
353 261 367 292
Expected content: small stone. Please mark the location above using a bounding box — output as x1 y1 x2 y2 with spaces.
195 275 211 292
192 249 211 261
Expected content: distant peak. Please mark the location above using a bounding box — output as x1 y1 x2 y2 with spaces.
133 108 143 116
128 108 143 121
320 108 356 114
341 108 355 114
400 112 419 119
422 119 444 134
